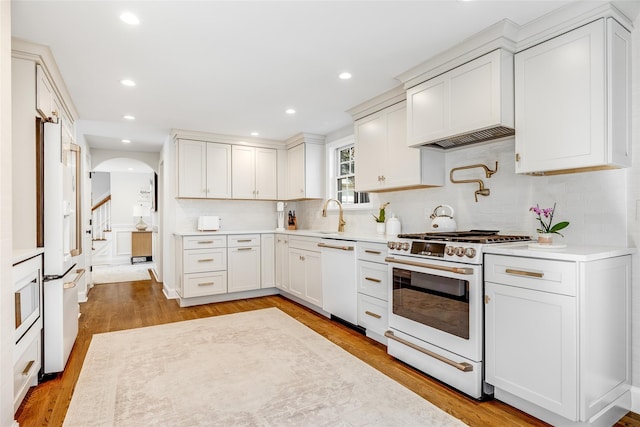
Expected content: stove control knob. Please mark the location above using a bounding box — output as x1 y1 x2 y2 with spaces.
401 242 410 251
454 247 465 257
387 242 396 250
445 246 455 256
465 247 477 258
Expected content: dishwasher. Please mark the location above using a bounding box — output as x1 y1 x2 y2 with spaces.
319 238 357 325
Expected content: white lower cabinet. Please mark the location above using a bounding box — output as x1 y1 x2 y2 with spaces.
356 242 388 344
484 253 631 426
175 235 228 298
228 234 261 293
275 234 289 291
287 236 322 308
260 234 276 289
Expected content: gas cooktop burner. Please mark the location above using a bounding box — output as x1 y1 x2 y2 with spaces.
396 230 532 243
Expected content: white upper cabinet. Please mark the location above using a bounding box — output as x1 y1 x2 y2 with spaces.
355 101 444 192
177 139 231 199
285 135 324 200
514 18 631 175
406 49 514 148
232 146 277 200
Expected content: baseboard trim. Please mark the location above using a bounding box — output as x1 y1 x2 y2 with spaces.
631 385 640 414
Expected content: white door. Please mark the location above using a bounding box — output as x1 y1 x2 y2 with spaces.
286 144 305 199
227 247 260 292
304 250 322 307
260 234 275 288
384 102 422 189
288 247 305 297
231 145 256 199
354 110 386 192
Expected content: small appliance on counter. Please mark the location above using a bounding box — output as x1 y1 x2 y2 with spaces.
429 205 457 232
197 216 221 231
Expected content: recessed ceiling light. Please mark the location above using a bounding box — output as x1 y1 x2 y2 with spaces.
120 79 136 87
338 72 352 80
121 139 131 144
250 132 259 136
285 109 296 115
123 115 135 120
120 12 140 25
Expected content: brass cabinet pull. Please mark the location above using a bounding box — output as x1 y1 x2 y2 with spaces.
385 257 474 275
198 258 214 262
505 268 544 278
64 268 85 289
365 277 382 283
197 240 214 244
237 239 252 243
384 330 473 372
237 247 252 251
364 250 381 255
365 310 381 319
317 242 354 251
22 360 35 376
198 282 214 287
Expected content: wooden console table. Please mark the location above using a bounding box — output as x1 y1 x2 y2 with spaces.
131 231 152 263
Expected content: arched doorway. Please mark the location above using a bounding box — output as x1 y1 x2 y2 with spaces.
90 157 158 283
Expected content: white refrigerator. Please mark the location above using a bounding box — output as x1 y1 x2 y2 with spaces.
40 119 83 374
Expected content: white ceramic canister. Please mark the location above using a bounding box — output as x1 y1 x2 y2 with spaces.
386 213 401 236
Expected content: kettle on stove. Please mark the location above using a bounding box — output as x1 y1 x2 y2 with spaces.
429 205 457 232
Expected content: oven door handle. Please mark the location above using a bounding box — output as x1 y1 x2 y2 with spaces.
384 257 474 275
384 330 474 372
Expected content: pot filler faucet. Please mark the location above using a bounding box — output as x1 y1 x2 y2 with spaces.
322 198 346 233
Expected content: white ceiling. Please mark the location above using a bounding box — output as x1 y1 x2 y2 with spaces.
11 0 633 154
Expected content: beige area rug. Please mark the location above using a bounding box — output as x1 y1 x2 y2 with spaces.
91 263 152 284
64 308 465 426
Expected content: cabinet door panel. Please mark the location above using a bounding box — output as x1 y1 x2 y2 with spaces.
177 140 207 198
515 20 605 173
304 250 322 307
286 144 305 199
255 148 277 199
206 143 232 198
355 112 386 192
385 103 422 188
231 145 256 199
260 234 275 288
407 78 447 145
449 56 495 132
228 247 260 292
288 248 305 297
485 282 577 420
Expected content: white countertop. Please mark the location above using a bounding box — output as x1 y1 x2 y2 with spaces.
483 244 635 262
12 247 44 265
173 229 389 244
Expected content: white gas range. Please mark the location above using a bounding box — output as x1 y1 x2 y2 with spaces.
384 231 531 399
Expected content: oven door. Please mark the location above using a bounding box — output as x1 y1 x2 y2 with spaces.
385 256 483 362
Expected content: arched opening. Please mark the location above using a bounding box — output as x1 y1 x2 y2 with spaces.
89 157 158 283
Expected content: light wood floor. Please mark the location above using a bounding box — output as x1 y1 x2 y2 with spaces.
16 273 640 427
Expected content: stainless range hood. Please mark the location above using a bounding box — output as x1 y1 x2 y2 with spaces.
427 125 515 150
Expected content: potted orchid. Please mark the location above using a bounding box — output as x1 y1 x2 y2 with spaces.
529 203 569 244
373 202 390 234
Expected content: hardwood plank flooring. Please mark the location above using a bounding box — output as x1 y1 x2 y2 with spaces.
15 273 640 426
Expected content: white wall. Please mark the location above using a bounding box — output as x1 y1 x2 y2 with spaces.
91 171 110 205
0 2 13 426
110 172 154 227
298 138 628 247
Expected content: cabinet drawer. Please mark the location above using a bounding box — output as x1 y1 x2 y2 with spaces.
184 248 226 273
183 235 226 250
183 271 227 297
357 294 388 336
14 331 41 411
228 234 260 247
357 242 388 263
289 236 321 252
485 254 576 296
358 261 388 301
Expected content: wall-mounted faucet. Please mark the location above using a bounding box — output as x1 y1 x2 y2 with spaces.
322 198 346 232
449 162 498 202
